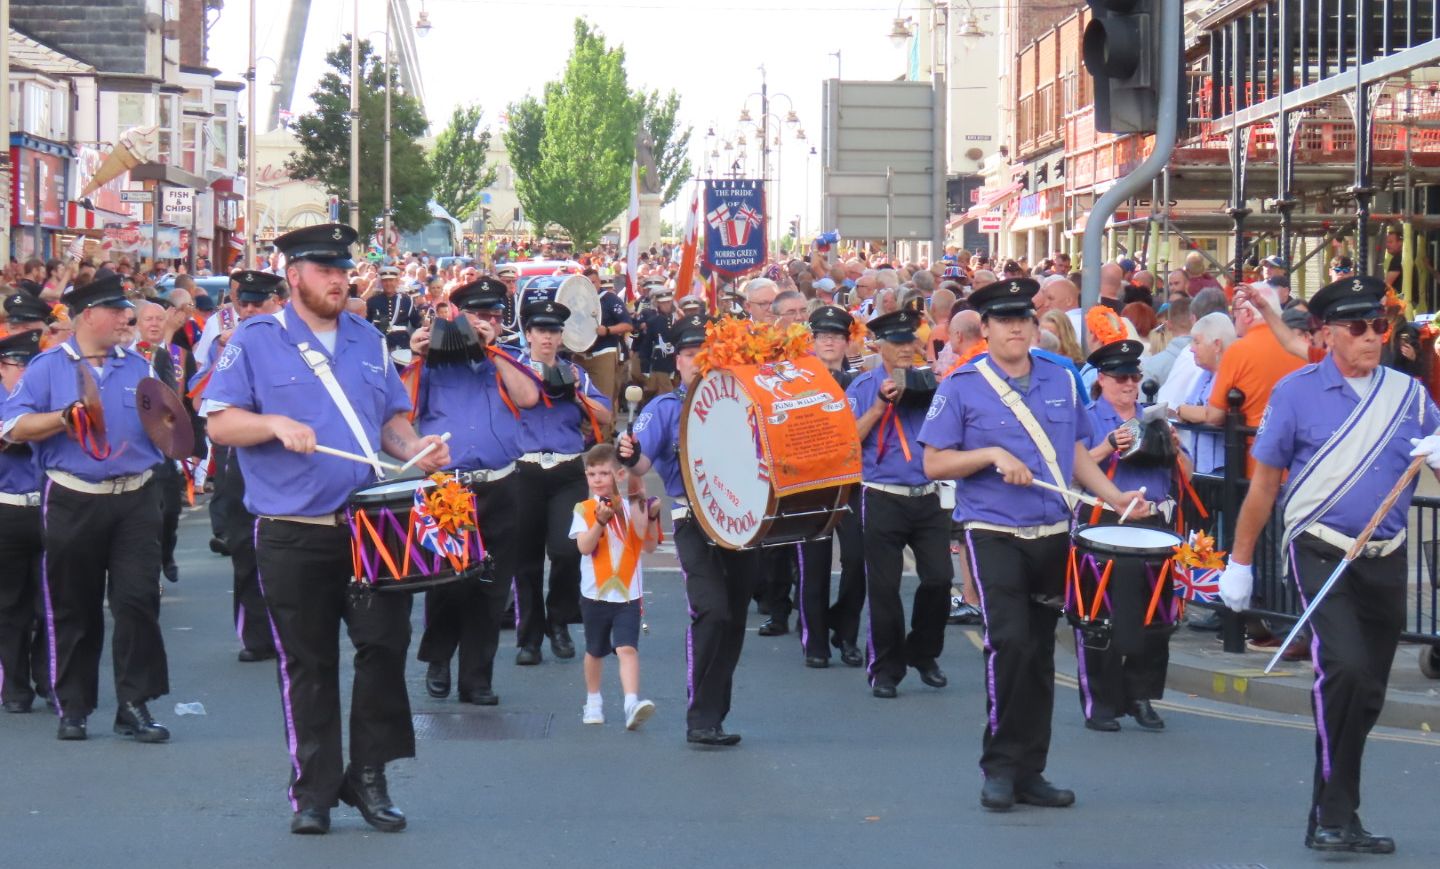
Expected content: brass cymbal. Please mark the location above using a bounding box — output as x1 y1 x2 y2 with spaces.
136 377 194 460
75 362 108 455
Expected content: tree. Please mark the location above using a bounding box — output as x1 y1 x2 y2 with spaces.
286 36 435 235
637 90 691 206
502 96 550 232
431 104 499 222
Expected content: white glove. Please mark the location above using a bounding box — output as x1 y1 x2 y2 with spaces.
1409 435 1440 470
1218 561 1253 613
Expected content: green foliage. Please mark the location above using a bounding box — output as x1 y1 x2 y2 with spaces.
502 96 548 232
285 36 435 235
637 90 691 206
431 104 499 221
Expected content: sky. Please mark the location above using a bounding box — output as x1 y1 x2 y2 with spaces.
204 0 940 234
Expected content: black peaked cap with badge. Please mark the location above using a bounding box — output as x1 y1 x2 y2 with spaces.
5 290 54 323
867 309 922 344
808 305 854 336
1086 338 1145 374
450 278 508 311
0 329 43 362
970 278 1039 318
64 271 133 314
522 300 570 330
669 313 711 350
274 223 358 269
1309 275 1387 322
233 270 285 303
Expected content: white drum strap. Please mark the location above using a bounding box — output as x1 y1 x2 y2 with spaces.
974 359 1074 511
277 310 387 479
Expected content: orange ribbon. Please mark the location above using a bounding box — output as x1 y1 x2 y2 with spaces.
875 404 913 463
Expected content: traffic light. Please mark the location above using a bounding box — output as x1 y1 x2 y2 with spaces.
788 218 799 239
1083 0 1180 134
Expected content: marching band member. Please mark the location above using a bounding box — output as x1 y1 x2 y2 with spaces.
4 273 173 744
512 300 613 664
845 308 952 697
205 224 450 835
1220 276 1434 854
1074 338 1188 733
918 279 1146 812
410 279 540 697
3 291 55 342
365 265 419 349
0 330 47 713
634 288 679 401
617 313 761 746
794 305 866 668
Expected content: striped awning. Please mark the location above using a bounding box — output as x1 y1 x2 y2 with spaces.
67 201 132 231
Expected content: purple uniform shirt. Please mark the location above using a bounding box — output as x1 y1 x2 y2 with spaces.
203 309 411 516
415 354 523 471
846 368 931 487
1251 355 1439 541
515 355 611 455
2 339 163 481
633 387 686 500
918 354 1092 526
1085 396 1178 500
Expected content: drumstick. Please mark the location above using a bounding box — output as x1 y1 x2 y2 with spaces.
399 431 451 473
997 469 1105 509
624 384 644 436
314 444 403 473
1117 486 1147 524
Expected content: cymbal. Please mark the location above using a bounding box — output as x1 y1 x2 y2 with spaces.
136 377 194 460
75 363 108 455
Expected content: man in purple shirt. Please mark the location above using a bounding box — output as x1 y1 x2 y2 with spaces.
4 272 171 745
0 330 47 713
205 224 450 836
919 278 1145 813
847 308 952 698
1220 276 1438 854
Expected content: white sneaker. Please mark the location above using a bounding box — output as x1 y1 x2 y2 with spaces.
624 699 655 731
582 704 605 725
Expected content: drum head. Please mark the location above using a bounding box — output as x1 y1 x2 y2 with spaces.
679 369 775 549
351 477 431 504
1075 524 1183 557
556 275 600 353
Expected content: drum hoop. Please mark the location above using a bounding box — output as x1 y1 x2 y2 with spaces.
1073 523 1183 558
349 477 435 504
679 369 778 550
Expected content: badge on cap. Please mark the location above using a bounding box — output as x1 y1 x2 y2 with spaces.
1009 282 1020 294
1352 279 1364 293
244 273 255 283
332 228 344 241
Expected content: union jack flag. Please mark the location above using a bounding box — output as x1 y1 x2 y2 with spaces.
735 203 763 227
1173 564 1221 603
412 488 465 559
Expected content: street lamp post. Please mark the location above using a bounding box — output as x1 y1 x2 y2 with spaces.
349 0 361 234
246 0 257 268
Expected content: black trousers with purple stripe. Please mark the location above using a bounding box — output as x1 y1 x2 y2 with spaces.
0 502 46 705
255 519 414 812
223 460 272 656
674 518 759 732
795 491 866 659
1291 536 1405 833
965 529 1069 783
861 488 952 688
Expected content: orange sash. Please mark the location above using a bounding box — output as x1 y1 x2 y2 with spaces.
579 498 643 599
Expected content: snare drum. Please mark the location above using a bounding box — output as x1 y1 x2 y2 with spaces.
347 477 488 592
679 359 862 549
1065 523 1182 650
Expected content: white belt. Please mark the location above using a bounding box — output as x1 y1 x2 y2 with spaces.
671 506 692 522
261 512 346 527
519 451 581 469
46 469 153 495
1306 522 1406 559
863 481 939 498
455 463 516 486
964 519 1070 540
0 491 41 507
578 346 619 358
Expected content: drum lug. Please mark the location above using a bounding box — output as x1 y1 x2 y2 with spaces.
347 580 376 608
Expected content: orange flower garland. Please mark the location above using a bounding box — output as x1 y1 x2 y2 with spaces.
1085 305 1126 346
694 317 815 375
422 473 477 537
847 314 869 346
1172 530 1226 571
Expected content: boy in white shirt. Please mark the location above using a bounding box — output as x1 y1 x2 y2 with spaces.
570 444 661 729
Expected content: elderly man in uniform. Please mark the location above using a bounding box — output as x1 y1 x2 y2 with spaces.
0 330 47 713
1219 276 1436 855
919 278 1146 812
410 278 540 694
617 314 761 746
846 308 951 695
635 288 679 402
205 225 450 835
365 265 419 349
4 273 174 743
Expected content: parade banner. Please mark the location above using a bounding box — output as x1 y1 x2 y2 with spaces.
703 179 767 276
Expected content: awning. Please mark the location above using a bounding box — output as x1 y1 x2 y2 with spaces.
67 201 132 231
1008 213 1058 233
964 181 1024 221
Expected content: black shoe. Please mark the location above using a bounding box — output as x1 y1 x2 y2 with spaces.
757 618 789 637
871 683 897 699
1306 825 1359 852
1186 609 1222 631
515 646 542 666
1129 700 1164 730
1345 816 1397 854
114 701 170 743
914 662 948 688
458 688 498 706
836 640 863 668
3 697 34 713
57 716 87 741
686 726 742 747
1015 775 1076 808
948 600 982 625
339 765 406 832
804 656 829 669
549 627 576 659
425 661 451 699
290 808 330 835
980 776 1015 811
162 562 179 583
208 537 230 556
237 648 276 663
1085 716 1121 732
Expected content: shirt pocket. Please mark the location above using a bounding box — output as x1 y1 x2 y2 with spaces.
263 371 325 420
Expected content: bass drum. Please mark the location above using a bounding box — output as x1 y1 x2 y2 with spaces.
555 274 601 353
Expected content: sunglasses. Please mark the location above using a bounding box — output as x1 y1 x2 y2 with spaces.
1335 317 1388 337
1104 372 1143 383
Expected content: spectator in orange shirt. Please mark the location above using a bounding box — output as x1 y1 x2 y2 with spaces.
1197 280 1306 432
